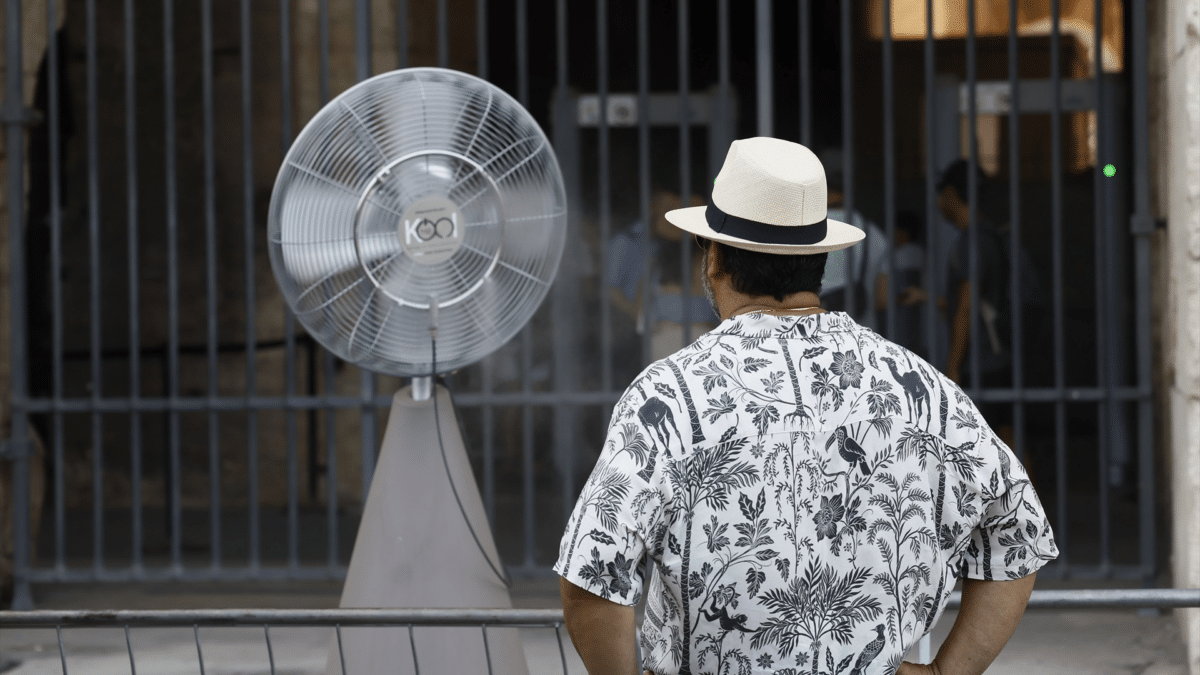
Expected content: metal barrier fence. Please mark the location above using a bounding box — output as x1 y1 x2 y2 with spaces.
2 590 1199 674
4 0 1158 608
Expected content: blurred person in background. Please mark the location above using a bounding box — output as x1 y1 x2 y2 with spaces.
606 190 720 364
818 149 890 330
873 210 929 355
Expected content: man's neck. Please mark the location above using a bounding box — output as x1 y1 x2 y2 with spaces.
714 286 824 322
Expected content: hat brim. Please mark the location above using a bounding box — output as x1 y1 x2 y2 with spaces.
664 205 865 254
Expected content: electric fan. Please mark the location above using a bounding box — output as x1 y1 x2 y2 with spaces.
268 67 567 675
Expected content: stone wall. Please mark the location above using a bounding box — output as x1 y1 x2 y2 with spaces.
1158 0 1200 671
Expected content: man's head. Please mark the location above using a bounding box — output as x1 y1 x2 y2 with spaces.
936 159 987 230
697 236 828 308
664 138 864 316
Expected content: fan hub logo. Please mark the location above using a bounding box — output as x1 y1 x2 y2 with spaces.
399 196 464 266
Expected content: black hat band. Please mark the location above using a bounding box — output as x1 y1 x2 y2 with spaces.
704 202 828 245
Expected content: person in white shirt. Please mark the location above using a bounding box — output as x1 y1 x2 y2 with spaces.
557 138 1055 675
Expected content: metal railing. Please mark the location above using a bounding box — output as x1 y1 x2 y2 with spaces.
3 0 1159 607
2 590 1198 674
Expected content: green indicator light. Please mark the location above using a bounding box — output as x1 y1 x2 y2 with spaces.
1103 164 1116 178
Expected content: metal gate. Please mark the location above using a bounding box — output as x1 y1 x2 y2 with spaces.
4 0 1158 609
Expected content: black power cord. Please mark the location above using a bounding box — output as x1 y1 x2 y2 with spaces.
428 309 510 588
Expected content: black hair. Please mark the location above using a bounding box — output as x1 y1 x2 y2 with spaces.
706 240 828 301
936 159 987 201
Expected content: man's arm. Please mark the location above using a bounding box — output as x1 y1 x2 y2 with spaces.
946 279 972 383
560 576 639 675
898 572 1037 675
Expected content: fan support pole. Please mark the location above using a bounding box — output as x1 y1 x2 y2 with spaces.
327 384 529 675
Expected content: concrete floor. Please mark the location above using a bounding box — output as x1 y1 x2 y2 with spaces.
0 578 1191 675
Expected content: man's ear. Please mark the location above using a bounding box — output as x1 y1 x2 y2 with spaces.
706 242 723 279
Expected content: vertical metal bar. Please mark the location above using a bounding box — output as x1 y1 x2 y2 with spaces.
325 352 338 568
163 0 184 576
397 0 408 69
882 0 896 340
1129 0 1155 586
437 0 448 69
48 0 65 579
55 626 68 675
1006 0 1026 469
355 0 378 510
1091 0 1110 576
201 0 221 573
840 0 856 318
355 0 372 81
966 0 981 395
479 0 493 524
918 632 931 663
477 0 487 79
638 0 652 367
678 0 693 342
334 625 348 675
240 0 258 578
555 0 566 92
922 0 937 368
86 0 106 577
755 0 772 137
516 0 528 105
555 625 569 675
289 349 300 575
319 0 330 113
483 364 495 523
3 0 30 608
598 0 612 394
123 626 137 675
1050 0 1069 573
123 0 142 577
193 626 206 675
554 0 572 533
522 332 535 568
263 626 276 675
718 0 730 159
408 624 420 675
481 625 494 675
273 0 293 574
518 0 534 570
799 0 810 146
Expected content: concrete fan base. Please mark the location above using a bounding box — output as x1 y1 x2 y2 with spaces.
326 384 528 675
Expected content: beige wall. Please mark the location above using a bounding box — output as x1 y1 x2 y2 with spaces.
1158 0 1200 670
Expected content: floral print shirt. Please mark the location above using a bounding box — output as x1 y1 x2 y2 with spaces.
555 311 1057 675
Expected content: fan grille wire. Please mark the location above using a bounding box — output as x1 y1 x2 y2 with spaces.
268 68 567 376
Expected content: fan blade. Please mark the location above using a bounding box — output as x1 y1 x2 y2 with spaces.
280 232 403 286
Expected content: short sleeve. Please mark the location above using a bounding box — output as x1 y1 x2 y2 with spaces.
958 433 1058 580
554 387 667 606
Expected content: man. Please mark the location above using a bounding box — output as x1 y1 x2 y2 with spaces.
556 138 1057 675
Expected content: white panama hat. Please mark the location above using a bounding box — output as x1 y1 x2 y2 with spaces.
665 137 865 254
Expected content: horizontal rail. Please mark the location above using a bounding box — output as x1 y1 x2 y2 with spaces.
0 608 566 628
3 589 1198 628
15 386 1153 413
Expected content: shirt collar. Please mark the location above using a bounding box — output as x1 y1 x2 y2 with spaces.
711 310 860 337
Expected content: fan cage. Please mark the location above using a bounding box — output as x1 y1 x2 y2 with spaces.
268 68 567 377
